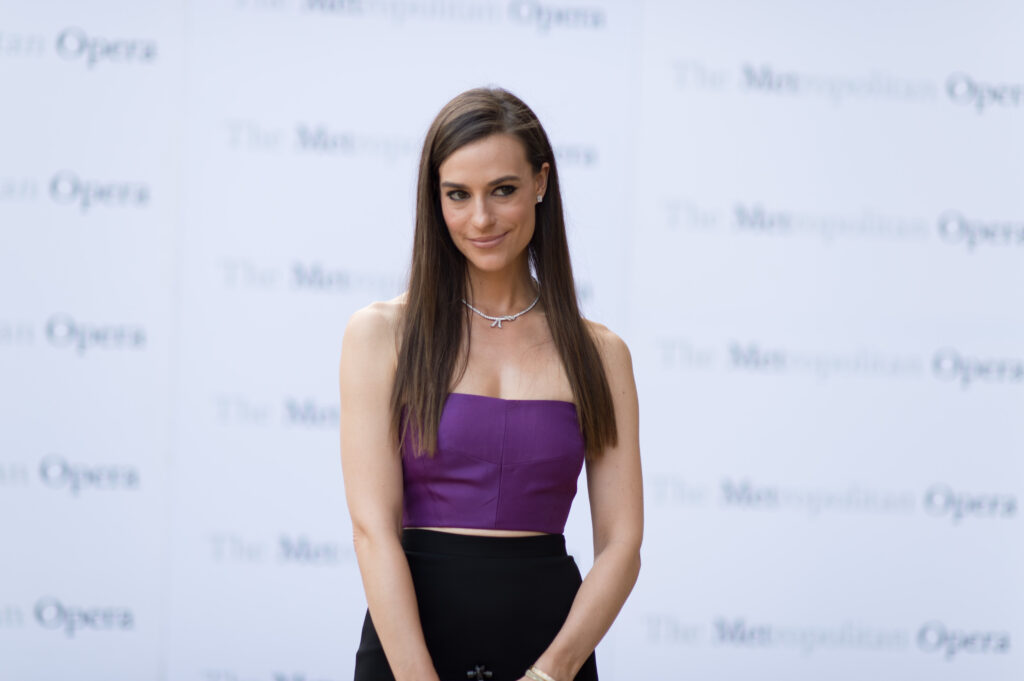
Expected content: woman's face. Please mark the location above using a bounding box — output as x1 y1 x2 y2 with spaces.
438 133 549 277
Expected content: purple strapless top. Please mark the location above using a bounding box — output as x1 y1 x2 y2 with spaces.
401 393 586 534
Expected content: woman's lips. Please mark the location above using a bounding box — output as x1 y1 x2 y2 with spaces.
467 232 508 248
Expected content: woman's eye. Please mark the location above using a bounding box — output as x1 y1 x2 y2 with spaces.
446 190 469 201
494 185 517 197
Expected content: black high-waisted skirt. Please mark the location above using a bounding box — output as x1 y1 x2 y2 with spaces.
353 529 598 681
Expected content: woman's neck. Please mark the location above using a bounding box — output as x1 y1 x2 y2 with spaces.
464 262 537 316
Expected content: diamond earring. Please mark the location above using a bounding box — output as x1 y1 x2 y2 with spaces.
536 194 543 203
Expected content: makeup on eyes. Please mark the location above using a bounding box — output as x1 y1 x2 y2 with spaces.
445 184 519 201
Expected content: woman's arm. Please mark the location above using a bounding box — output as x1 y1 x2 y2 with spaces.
528 325 644 681
339 302 440 681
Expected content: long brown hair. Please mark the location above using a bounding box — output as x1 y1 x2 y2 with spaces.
391 87 616 457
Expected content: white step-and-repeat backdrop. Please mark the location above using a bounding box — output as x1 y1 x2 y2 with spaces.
1 1 1021 679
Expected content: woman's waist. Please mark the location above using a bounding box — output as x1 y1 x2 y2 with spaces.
401 527 567 558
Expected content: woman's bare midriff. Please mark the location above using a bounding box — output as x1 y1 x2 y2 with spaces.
404 526 549 537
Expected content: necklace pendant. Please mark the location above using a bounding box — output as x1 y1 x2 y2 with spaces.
491 319 502 328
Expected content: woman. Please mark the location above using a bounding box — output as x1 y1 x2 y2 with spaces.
339 87 642 681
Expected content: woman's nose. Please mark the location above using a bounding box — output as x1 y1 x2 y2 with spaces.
470 197 495 229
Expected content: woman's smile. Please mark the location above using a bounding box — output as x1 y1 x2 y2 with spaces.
467 231 509 248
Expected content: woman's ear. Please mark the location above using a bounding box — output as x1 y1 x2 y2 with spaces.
535 162 550 201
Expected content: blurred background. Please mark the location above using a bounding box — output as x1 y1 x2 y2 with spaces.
1 1 1022 679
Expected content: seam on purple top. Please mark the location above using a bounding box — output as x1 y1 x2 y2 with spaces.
492 399 510 528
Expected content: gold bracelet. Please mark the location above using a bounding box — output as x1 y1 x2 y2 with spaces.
525 666 559 681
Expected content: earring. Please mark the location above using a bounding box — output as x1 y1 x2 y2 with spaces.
536 194 543 203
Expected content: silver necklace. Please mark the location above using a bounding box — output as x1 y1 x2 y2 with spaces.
461 292 540 328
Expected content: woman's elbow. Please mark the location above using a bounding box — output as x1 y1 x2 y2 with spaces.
350 520 401 557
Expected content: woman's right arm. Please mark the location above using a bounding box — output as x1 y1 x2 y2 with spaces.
339 303 439 681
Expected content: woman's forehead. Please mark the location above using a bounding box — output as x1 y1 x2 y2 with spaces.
439 134 530 182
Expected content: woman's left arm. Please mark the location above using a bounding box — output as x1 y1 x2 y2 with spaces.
527 326 643 681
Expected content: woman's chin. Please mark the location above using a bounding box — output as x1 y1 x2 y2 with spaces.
464 255 525 275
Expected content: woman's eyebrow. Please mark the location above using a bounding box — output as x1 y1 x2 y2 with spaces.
440 175 521 189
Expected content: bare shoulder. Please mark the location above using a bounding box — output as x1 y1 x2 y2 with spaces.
583 318 633 373
583 318 639 456
340 294 406 380
343 294 405 350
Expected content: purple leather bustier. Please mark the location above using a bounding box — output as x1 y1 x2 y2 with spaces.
401 393 586 534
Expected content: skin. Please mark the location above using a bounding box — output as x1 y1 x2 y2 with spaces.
339 133 643 681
